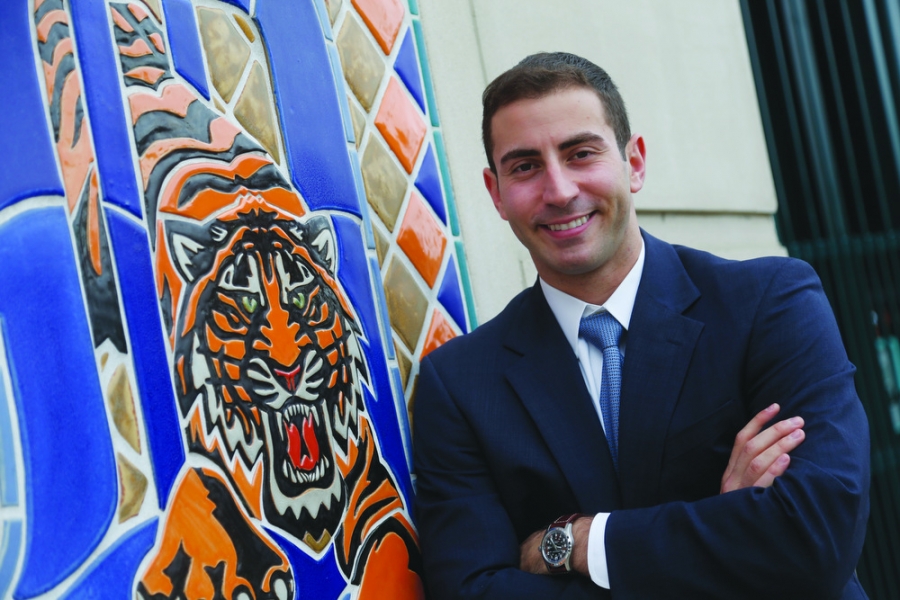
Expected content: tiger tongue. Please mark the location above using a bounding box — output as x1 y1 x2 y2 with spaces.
285 414 319 471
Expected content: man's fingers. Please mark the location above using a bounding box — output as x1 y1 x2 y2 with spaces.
745 427 805 484
722 403 780 483
721 407 805 494
752 453 791 488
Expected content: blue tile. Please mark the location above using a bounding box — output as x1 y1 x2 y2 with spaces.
390 366 413 472
313 0 334 40
334 215 378 348
0 208 116 598
61 518 158 600
408 0 420 15
0 1 64 211
394 29 426 113
369 257 395 360
161 0 209 99
267 528 347 599
0 324 19 508
366 380 414 505
70 1 144 218
332 216 413 504
414 144 446 224
327 43 355 144
437 257 468 334
257 0 360 215
350 151 375 249
105 209 184 509
220 0 251 11
0 520 23 599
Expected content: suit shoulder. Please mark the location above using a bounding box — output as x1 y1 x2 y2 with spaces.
672 244 818 291
424 286 531 365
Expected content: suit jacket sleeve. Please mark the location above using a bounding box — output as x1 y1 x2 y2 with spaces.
414 354 606 599
605 259 870 599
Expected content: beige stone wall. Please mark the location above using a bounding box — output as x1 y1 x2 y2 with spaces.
418 0 784 322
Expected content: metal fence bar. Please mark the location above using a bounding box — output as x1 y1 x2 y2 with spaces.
742 1 900 596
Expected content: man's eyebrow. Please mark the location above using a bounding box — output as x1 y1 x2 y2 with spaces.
498 148 540 166
498 132 608 166
558 132 606 151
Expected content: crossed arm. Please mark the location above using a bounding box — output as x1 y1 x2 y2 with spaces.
518 403 806 577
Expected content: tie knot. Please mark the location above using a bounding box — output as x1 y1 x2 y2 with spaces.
580 311 622 350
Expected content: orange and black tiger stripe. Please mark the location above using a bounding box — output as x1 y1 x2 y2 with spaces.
34 0 127 351
109 1 303 341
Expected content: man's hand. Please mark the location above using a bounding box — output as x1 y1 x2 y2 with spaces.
519 515 593 576
720 403 805 494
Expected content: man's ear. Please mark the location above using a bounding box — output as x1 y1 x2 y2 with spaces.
483 167 508 220
626 134 646 193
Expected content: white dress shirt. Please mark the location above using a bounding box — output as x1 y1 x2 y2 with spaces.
539 241 645 590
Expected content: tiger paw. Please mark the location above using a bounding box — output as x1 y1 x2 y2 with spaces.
138 467 293 600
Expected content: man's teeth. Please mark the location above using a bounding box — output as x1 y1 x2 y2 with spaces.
548 215 588 231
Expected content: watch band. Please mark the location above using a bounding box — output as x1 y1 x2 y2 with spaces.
550 513 582 529
541 513 583 574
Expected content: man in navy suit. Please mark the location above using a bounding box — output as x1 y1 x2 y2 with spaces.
413 52 870 598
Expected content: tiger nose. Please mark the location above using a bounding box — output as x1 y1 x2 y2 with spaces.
274 365 301 393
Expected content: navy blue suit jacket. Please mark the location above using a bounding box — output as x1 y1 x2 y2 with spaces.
413 232 870 599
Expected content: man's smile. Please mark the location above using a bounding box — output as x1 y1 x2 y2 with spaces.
546 213 592 231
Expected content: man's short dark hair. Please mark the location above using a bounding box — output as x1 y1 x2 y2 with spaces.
481 52 631 172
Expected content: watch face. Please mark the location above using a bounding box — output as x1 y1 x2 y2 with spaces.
541 527 573 566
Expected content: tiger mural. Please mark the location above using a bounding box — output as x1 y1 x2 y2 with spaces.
104 2 424 598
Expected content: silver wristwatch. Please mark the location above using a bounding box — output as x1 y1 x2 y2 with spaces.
540 514 582 574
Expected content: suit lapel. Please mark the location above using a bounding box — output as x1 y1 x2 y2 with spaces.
617 232 703 507
503 285 622 513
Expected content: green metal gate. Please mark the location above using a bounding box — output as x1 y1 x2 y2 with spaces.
741 0 900 596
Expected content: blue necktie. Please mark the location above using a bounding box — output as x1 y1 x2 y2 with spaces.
579 311 623 470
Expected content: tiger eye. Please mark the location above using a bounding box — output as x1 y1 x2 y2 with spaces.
292 294 306 310
242 296 258 313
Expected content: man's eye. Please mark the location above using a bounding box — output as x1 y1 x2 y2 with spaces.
241 295 258 313
513 163 534 173
572 150 593 160
292 293 306 310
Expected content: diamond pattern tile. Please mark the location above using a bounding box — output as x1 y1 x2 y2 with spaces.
394 29 425 112
351 0 405 54
336 14 385 111
414 143 445 224
421 309 457 358
397 191 446 287
196 7 249 103
361 137 407 231
437 257 468 333
384 257 429 351
234 60 280 161
375 77 426 174
349 97 366 147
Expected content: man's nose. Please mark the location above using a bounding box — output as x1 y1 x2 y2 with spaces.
542 160 578 206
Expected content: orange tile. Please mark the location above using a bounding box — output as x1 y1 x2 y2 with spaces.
375 77 426 174
421 310 457 358
397 191 446 287
351 0 405 54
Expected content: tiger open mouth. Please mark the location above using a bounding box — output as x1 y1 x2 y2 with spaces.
275 402 331 487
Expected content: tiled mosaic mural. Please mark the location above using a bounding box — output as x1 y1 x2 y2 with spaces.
0 0 472 597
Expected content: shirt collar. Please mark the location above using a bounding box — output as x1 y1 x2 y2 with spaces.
540 241 645 353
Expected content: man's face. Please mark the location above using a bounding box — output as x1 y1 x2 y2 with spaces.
483 86 645 295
